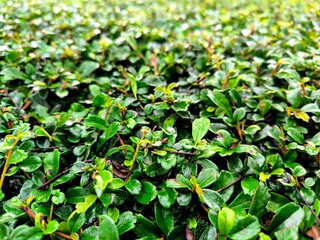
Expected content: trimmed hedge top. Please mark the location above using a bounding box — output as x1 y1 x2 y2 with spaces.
0 0 320 239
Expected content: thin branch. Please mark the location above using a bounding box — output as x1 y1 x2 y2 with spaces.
216 175 243 193
295 186 320 226
20 206 74 240
36 168 71 189
150 146 196 156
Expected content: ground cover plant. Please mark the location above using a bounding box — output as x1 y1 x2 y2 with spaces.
0 0 320 239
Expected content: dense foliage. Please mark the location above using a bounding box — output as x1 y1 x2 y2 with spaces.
1 0 320 239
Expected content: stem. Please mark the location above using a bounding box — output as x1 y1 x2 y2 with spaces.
0 137 20 190
295 186 320 226
150 146 196 156
126 128 148 182
20 206 74 240
216 175 243 193
235 122 244 142
36 168 71 189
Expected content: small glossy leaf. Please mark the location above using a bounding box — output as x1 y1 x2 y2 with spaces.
233 107 246 122
158 184 178 208
268 202 304 236
201 189 225 211
136 182 157 205
197 168 218 188
19 156 42 172
78 61 99 78
9 150 28 164
208 90 233 118
248 182 270 220
83 115 107 131
241 177 259 196
43 220 59 235
43 149 60 180
229 215 260 240
134 214 161 238
155 202 174 235
99 215 119 240
125 179 142 195
117 211 137 235
192 117 210 144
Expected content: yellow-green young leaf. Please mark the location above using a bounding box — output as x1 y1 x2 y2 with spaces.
218 207 236 235
192 117 210 144
75 195 97 214
43 220 59 235
293 111 309 122
259 172 271 183
95 170 113 191
9 150 28 164
259 232 272 240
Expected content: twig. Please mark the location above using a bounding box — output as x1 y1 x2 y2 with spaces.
216 175 243 193
20 206 74 240
0 137 20 190
151 146 196 156
36 168 71 189
36 159 93 189
125 128 149 182
295 186 320 226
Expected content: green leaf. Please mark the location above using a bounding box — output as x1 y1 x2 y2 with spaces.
248 182 271 220
43 149 60 180
99 215 119 240
134 214 161 238
216 129 232 149
233 107 246 122
83 115 107 131
301 103 320 113
1 67 30 81
78 61 99 78
259 99 272 117
124 35 139 52
176 174 192 190
105 122 120 140
69 213 86 232
218 207 236 235
43 220 59 235
201 189 225 211
19 156 42 172
229 215 260 240
125 179 142 195
197 168 218 188
293 166 307 177
9 150 28 164
129 74 138 99
241 177 259 196
276 69 301 82
274 226 299 240
117 211 137 235
192 117 210 144
268 202 304 236
81 226 99 240
155 202 174 235
287 89 302 109
287 127 304 144
158 183 178 208
136 182 157 205
8 225 43 240
65 187 90 204
208 90 233 118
